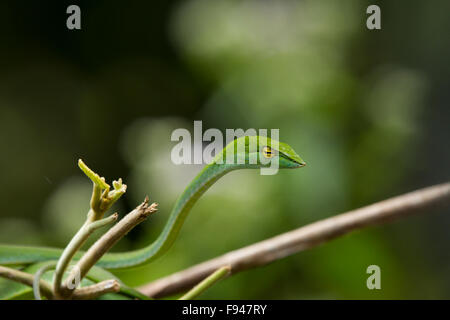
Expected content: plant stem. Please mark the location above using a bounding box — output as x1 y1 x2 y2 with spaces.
0 266 54 299
179 266 231 300
33 262 57 300
61 199 157 298
71 280 120 300
53 213 118 299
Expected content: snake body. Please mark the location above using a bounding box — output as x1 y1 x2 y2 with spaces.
0 136 305 270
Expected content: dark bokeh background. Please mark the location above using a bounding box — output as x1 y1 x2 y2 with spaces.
0 0 449 298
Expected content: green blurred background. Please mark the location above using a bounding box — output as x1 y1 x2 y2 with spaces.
0 0 449 299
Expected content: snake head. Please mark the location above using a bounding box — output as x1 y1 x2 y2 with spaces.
216 135 306 170
271 140 306 169
256 136 306 169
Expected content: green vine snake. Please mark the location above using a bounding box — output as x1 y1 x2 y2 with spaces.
0 136 305 272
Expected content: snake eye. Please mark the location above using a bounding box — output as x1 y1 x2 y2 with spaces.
262 146 275 158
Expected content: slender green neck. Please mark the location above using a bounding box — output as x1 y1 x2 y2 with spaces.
98 162 235 269
154 162 232 255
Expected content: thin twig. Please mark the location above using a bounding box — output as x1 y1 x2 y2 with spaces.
138 182 450 298
33 262 57 300
179 266 231 300
0 266 54 299
71 280 120 300
62 199 158 297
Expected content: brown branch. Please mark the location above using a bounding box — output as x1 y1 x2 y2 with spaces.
62 198 158 297
71 280 120 300
0 266 119 300
138 182 450 298
0 266 54 299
